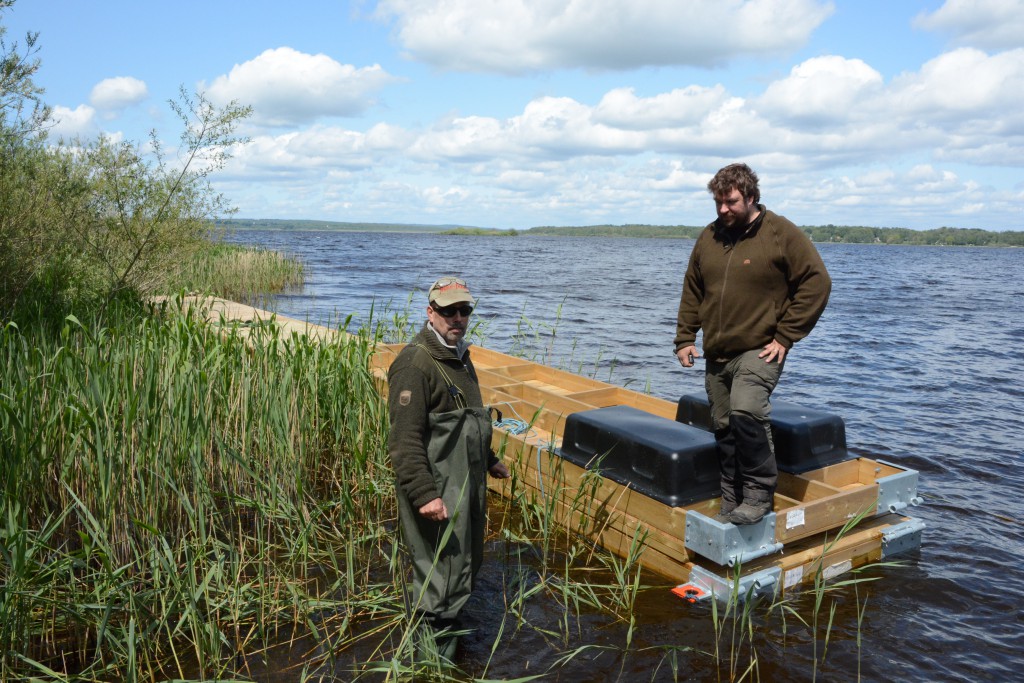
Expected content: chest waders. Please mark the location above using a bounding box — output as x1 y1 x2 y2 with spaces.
398 347 492 623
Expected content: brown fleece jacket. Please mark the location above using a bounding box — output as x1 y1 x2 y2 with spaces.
674 207 831 361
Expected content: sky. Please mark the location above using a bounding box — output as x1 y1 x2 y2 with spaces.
4 0 1023 231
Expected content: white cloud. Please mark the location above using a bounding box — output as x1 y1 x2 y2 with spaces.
492 169 549 191
375 0 834 73
649 161 712 192
89 77 149 111
756 56 883 125
915 0 1024 51
766 162 1024 229
48 104 99 140
200 47 398 126
887 48 1024 121
223 122 412 181
405 96 651 162
594 86 730 130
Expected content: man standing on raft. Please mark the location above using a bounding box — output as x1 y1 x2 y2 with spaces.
674 164 831 525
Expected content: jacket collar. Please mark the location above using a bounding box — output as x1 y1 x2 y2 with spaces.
424 321 471 359
714 204 766 243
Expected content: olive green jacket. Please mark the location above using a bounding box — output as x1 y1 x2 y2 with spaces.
674 207 831 361
387 323 495 509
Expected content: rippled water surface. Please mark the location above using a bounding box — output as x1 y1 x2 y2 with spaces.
230 230 1024 682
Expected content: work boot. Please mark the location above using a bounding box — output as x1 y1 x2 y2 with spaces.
727 490 773 525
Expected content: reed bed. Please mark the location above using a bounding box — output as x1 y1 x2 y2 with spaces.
0 297 396 680
166 242 306 303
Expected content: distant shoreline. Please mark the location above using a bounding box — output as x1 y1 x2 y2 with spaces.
217 218 1023 247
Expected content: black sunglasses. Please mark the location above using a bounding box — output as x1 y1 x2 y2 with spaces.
431 303 474 317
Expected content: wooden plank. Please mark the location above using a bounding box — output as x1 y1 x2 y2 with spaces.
777 471 843 501
566 387 678 420
799 457 906 491
774 485 879 544
499 362 611 393
488 382 598 416
492 437 695 559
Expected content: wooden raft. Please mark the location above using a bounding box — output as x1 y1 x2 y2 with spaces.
372 343 921 594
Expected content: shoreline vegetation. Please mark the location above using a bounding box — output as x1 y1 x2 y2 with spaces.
219 218 1024 247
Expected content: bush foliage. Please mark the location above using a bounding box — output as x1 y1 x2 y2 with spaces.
0 3 252 323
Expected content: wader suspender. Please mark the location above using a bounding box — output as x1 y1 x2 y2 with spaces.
413 344 468 411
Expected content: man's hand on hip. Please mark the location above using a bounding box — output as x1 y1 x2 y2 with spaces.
759 339 787 363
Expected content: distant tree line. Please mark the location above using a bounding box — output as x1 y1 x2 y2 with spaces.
221 219 1024 246
441 226 519 236
800 224 1023 247
525 224 705 239
525 223 1024 246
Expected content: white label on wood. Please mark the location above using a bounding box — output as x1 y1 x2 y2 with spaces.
823 559 853 580
784 566 804 589
787 508 806 529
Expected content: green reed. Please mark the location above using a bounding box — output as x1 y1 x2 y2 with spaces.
165 242 306 303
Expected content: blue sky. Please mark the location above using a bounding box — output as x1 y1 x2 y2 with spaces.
5 0 1023 230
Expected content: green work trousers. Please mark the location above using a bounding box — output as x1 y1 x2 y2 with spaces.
705 349 784 503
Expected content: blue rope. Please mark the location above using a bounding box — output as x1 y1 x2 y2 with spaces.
493 417 531 435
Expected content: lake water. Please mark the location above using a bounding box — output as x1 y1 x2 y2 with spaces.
229 229 1024 682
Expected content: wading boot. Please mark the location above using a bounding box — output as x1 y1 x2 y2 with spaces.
429 617 461 662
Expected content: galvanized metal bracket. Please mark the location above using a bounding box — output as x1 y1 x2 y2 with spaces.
676 564 782 603
880 517 926 559
684 511 783 567
875 461 924 514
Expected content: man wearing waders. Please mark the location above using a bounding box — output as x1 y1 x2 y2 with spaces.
675 164 831 525
387 276 510 660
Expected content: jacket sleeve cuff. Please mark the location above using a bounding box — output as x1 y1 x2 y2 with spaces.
408 485 441 510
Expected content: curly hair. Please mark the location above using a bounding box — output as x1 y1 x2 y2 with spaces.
707 163 760 203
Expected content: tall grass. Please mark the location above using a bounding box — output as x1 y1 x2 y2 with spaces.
165 241 305 303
